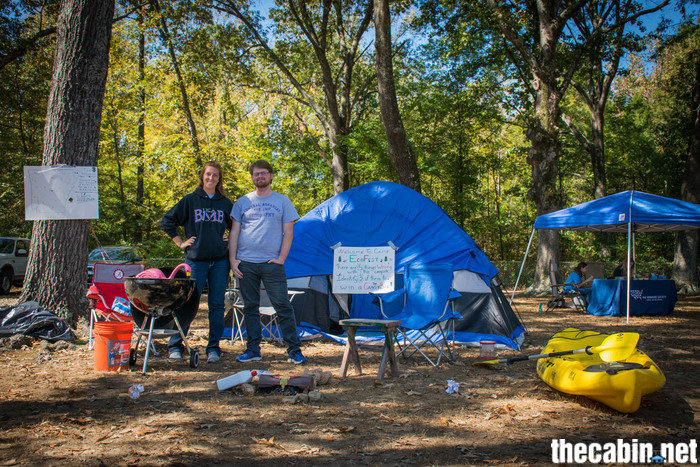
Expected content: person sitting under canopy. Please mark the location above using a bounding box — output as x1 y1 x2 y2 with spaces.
564 262 593 304
613 259 635 279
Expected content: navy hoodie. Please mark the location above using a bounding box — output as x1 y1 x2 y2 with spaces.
160 187 234 261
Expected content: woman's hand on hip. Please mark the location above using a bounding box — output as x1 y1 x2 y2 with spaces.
181 236 195 249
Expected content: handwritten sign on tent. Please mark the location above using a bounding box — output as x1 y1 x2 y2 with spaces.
24 166 99 220
332 246 395 294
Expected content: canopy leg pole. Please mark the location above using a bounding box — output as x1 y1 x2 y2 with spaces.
626 222 632 323
510 228 535 306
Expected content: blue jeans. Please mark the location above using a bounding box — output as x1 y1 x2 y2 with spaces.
169 257 229 355
238 261 301 354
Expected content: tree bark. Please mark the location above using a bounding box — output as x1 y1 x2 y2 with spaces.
527 110 562 292
672 48 700 293
524 8 563 293
18 0 115 326
373 0 421 192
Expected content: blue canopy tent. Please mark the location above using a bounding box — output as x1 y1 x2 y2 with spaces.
512 190 700 321
285 181 526 349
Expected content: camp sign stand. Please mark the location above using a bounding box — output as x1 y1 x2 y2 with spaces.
332 245 395 294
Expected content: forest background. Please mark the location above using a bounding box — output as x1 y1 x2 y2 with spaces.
1 0 699 319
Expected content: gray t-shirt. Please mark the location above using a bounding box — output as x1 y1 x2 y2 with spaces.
231 191 300 262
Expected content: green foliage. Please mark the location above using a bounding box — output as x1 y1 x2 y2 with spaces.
405 4 533 260
0 0 694 271
0 3 56 236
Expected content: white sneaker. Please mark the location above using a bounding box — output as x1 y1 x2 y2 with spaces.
169 349 183 360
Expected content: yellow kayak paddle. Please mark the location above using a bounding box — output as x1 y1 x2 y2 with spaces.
473 332 639 366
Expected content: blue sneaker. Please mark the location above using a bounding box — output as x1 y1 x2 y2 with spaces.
287 350 308 365
236 350 262 362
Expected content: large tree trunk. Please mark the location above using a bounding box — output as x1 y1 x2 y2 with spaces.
18 0 115 326
329 132 350 196
527 58 563 293
527 115 562 293
485 0 566 293
672 49 700 293
588 98 607 199
373 0 421 193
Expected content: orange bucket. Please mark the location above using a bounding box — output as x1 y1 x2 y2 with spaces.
93 321 133 371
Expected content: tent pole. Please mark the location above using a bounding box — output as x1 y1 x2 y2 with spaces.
626 194 634 323
510 227 536 305
626 223 632 323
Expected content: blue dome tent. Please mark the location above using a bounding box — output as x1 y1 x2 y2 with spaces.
284 181 525 349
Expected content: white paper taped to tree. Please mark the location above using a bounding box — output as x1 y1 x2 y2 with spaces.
332 246 395 294
24 166 99 220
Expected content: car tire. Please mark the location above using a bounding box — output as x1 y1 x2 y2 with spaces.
0 270 12 295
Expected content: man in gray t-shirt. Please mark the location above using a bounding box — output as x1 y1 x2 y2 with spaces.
229 160 307 364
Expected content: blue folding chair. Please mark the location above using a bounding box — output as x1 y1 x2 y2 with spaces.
373 263 462 366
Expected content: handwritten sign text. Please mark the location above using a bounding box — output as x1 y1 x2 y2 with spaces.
332 246 395 294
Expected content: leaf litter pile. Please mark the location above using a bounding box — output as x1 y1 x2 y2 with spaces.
0 289 697 466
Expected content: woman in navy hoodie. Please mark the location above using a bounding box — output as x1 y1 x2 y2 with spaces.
160 161 233 363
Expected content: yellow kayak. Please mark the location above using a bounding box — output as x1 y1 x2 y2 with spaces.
536 328 665 413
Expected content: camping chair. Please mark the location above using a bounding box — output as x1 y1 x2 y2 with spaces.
86 262 145 350
373 263 462 367
225 288 246 346
546 260 586 312
259 289 284 345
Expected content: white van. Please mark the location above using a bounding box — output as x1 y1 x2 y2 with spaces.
0 237 30 294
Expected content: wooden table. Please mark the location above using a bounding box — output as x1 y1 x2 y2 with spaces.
339 318 401 380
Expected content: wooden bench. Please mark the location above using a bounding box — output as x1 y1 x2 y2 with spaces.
339 319 401 380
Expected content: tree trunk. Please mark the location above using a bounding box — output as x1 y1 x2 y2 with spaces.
329 131 350 195
672 49 700 293
527 82 563 293
588 98 607 199
18 0 115 326
373 0 421 192
528 121 562 293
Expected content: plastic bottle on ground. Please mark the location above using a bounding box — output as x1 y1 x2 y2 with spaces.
128 384 144 399
216 370 253 390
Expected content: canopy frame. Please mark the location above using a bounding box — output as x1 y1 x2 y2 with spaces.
511 191 700 322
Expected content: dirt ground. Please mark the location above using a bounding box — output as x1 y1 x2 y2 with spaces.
0 287 697 466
